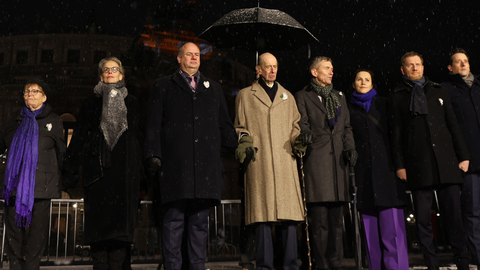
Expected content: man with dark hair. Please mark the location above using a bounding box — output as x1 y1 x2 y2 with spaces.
294 56 356 270
144 42 237 270
388 51 470 270
234 52 304 270
442 48 480 267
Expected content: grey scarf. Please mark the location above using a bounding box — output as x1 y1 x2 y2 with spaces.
310 78 341 127
464 72 474 87
94 81 128 150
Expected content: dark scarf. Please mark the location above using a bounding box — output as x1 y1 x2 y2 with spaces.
94 81 128 150
3 104 46 227
403 75 428 116
351 88 377 112
310 78 341 127
258 77 278 102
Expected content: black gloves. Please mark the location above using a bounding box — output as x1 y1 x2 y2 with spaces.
147 157 162 178
299 130 317 145
236 135 256 163
343 149 358 167
295 130 316 154
62 171 76 190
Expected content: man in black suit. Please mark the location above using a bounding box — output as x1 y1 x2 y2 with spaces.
144 42 237 270
388 51 470 270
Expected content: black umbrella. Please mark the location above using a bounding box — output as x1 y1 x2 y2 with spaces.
199 7 319 52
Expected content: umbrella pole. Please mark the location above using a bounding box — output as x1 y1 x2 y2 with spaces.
298 153 312 270
350 164 363 270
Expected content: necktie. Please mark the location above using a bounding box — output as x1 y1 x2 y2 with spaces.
189 75 196 90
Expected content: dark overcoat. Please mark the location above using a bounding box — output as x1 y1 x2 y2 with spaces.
64 94 142 245
442 73 480 173
0 104 66 199
144 70 237 205
294 86 355 203
388 79 470 190
348 96 407 210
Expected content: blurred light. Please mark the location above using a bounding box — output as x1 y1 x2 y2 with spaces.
407 217 411 221
73 203 77 208
409 214 414 218
436 213 440 216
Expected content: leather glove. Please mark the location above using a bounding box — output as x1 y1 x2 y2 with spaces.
294 136 307 154
147 157 162 178
62 171 76 190
343 149 358 167
235 136 256 163
298 130 317 145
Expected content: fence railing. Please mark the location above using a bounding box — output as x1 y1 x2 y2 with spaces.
0 199 242 267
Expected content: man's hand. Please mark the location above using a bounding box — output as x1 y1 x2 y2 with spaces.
343 149 358 167
299 130 317 145
396 168 407 182
236 136 256 163
459 160 469 172
147 157 162 178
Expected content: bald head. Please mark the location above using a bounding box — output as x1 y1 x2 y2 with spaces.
256 53 278 85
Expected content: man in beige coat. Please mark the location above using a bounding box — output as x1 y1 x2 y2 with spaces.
235 52 304 270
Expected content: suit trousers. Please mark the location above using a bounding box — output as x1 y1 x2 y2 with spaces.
255 221 299 270
412 184 469 267
461 172 480 265
361 207 409 270
91 240 128 270
308 202 344 269
5 198 50 270
162 199 210 270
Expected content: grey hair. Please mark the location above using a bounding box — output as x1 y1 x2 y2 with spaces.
177 42 200 57
98 56 125 77
309 56 333 71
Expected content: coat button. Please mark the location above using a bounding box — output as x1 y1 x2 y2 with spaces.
195 116 198 120
193 97 197 100
432 143 435 147
195 139 198 142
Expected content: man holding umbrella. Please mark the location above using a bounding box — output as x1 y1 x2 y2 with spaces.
235 52 304 270
294 56 356 270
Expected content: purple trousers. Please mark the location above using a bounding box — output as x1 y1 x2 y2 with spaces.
361 207 409 270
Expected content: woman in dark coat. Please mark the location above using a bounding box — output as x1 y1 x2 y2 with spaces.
1 79 66 270
64 57 142 270
348 70 408 270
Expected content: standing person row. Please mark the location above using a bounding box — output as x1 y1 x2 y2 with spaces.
143 42 238 270
63 57 143 270
388 51 470 270
349 70 409 270
294 56 356 270
442 48 480 268
1 79 66 270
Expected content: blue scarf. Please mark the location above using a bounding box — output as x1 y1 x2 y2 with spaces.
403 75 428 115
3 104 45 227
351 88 377 112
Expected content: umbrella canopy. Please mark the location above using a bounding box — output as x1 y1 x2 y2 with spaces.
199 7 319 52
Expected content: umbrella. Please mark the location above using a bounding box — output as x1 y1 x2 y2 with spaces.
199 7 319 52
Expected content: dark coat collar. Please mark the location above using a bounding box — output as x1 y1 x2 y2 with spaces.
172 69 208 95
393 77 440 93
446 72 480 88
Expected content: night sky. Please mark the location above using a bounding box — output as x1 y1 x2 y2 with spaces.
2 0 480 94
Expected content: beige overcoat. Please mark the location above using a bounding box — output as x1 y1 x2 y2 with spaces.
235 81 304 225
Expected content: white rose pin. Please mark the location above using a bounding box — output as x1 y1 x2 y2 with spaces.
280 92 288 100
110 89 118 98
203 81 210 88
438 98 443 106
45 123 52 131
339 91 344 98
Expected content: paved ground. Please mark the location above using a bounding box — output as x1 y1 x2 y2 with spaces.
0 253 477 269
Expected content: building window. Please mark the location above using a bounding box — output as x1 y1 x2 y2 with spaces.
67 50 80 63
17 50 28 65
0 53 4 66
41 50 54 63
93 50 107 64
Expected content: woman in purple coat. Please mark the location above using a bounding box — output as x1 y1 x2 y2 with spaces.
348 70 409 270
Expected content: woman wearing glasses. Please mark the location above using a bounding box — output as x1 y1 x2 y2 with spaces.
64 57 143 269
0 79 66 269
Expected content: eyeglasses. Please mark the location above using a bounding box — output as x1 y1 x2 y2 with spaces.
103 67 120 73
23 89 43 96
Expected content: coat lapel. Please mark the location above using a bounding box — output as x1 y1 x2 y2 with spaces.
252 82 273 108
172 71 195 96
306 88 327 115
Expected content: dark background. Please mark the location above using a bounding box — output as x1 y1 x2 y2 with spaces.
1 0 480 95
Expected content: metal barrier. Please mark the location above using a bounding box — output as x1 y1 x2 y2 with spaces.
0 199 242 266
